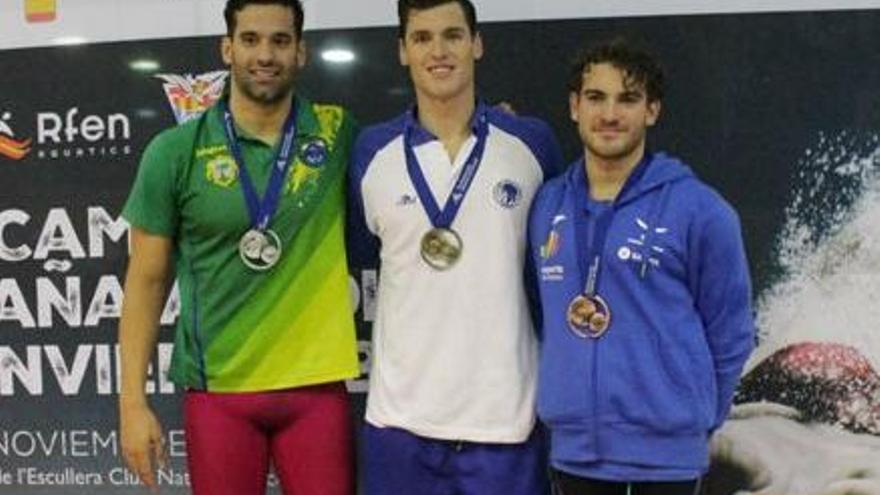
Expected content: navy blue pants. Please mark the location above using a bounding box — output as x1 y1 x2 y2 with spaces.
363 423 550 495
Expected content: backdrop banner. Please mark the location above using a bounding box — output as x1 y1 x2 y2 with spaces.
2 8 880 494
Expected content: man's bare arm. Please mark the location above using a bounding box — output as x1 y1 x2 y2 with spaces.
118 227 173 490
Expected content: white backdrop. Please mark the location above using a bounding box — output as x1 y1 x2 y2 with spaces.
2 0 880 49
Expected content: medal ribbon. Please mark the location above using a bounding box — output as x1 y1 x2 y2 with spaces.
219 99 298 231
574 155 651 296
403 106 490 229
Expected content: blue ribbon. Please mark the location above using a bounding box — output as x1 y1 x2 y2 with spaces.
403 106 489 230
574 154 651 295
219 99 298 231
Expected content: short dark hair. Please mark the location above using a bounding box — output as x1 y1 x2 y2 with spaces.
568 37 665 103
224 0 304 39
397 0 477 39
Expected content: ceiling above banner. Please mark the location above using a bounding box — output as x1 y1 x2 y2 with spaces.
2 0 880 49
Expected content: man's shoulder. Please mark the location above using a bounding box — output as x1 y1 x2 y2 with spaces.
354 114 407 155
485 106 560 170
307 101 352 125
542 159 576 189
158 108 208 138
141 114 207 161
308 100 347 113
489 105 552 133
297 99 356 146
531 164 573 216
655 156 739 225
650 153 720 199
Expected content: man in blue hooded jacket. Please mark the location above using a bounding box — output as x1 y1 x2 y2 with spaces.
528 38 755 494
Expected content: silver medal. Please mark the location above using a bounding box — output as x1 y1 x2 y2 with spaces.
239 229 283 271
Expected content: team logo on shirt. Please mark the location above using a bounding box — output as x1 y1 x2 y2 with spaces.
493 180 522 208
299 138 328 167
617 217 669 274
205 155 239 187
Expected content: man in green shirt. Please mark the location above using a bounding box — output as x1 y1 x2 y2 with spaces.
117 1 359 493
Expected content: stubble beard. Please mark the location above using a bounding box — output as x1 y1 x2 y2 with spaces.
585 129 646 164
233 66 296 107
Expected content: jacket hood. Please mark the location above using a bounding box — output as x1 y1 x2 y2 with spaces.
566 152 695 206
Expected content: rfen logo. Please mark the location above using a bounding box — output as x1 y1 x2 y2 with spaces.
0 112 32 161
37 108 130 144
34 108 133 160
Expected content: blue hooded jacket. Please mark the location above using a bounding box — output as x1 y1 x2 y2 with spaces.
528 153 754 480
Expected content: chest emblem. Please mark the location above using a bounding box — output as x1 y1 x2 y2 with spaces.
493 180 522 209
299 138 328 167
618 217 669 274
205 155 238 188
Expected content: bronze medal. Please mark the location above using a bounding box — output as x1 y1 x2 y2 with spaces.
566 293 611 338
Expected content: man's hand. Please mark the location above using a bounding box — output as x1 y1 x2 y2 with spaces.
120 402 167 489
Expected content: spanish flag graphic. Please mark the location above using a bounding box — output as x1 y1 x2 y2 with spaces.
541 230 560 260
25 0 56 23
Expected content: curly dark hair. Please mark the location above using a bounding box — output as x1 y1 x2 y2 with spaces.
568 37 665 103
397 0 477 39
224 0 304 39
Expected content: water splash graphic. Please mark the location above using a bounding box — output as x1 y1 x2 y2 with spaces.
752 131 880 373
709 132 880 494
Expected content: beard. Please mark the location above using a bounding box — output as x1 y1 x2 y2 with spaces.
231 65 296 106
584 129 646 163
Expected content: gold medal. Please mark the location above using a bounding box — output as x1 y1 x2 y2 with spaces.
420 228 463 270
566 293 611 338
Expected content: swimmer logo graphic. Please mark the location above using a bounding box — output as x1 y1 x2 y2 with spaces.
156 71 229 124
0 112 32 161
